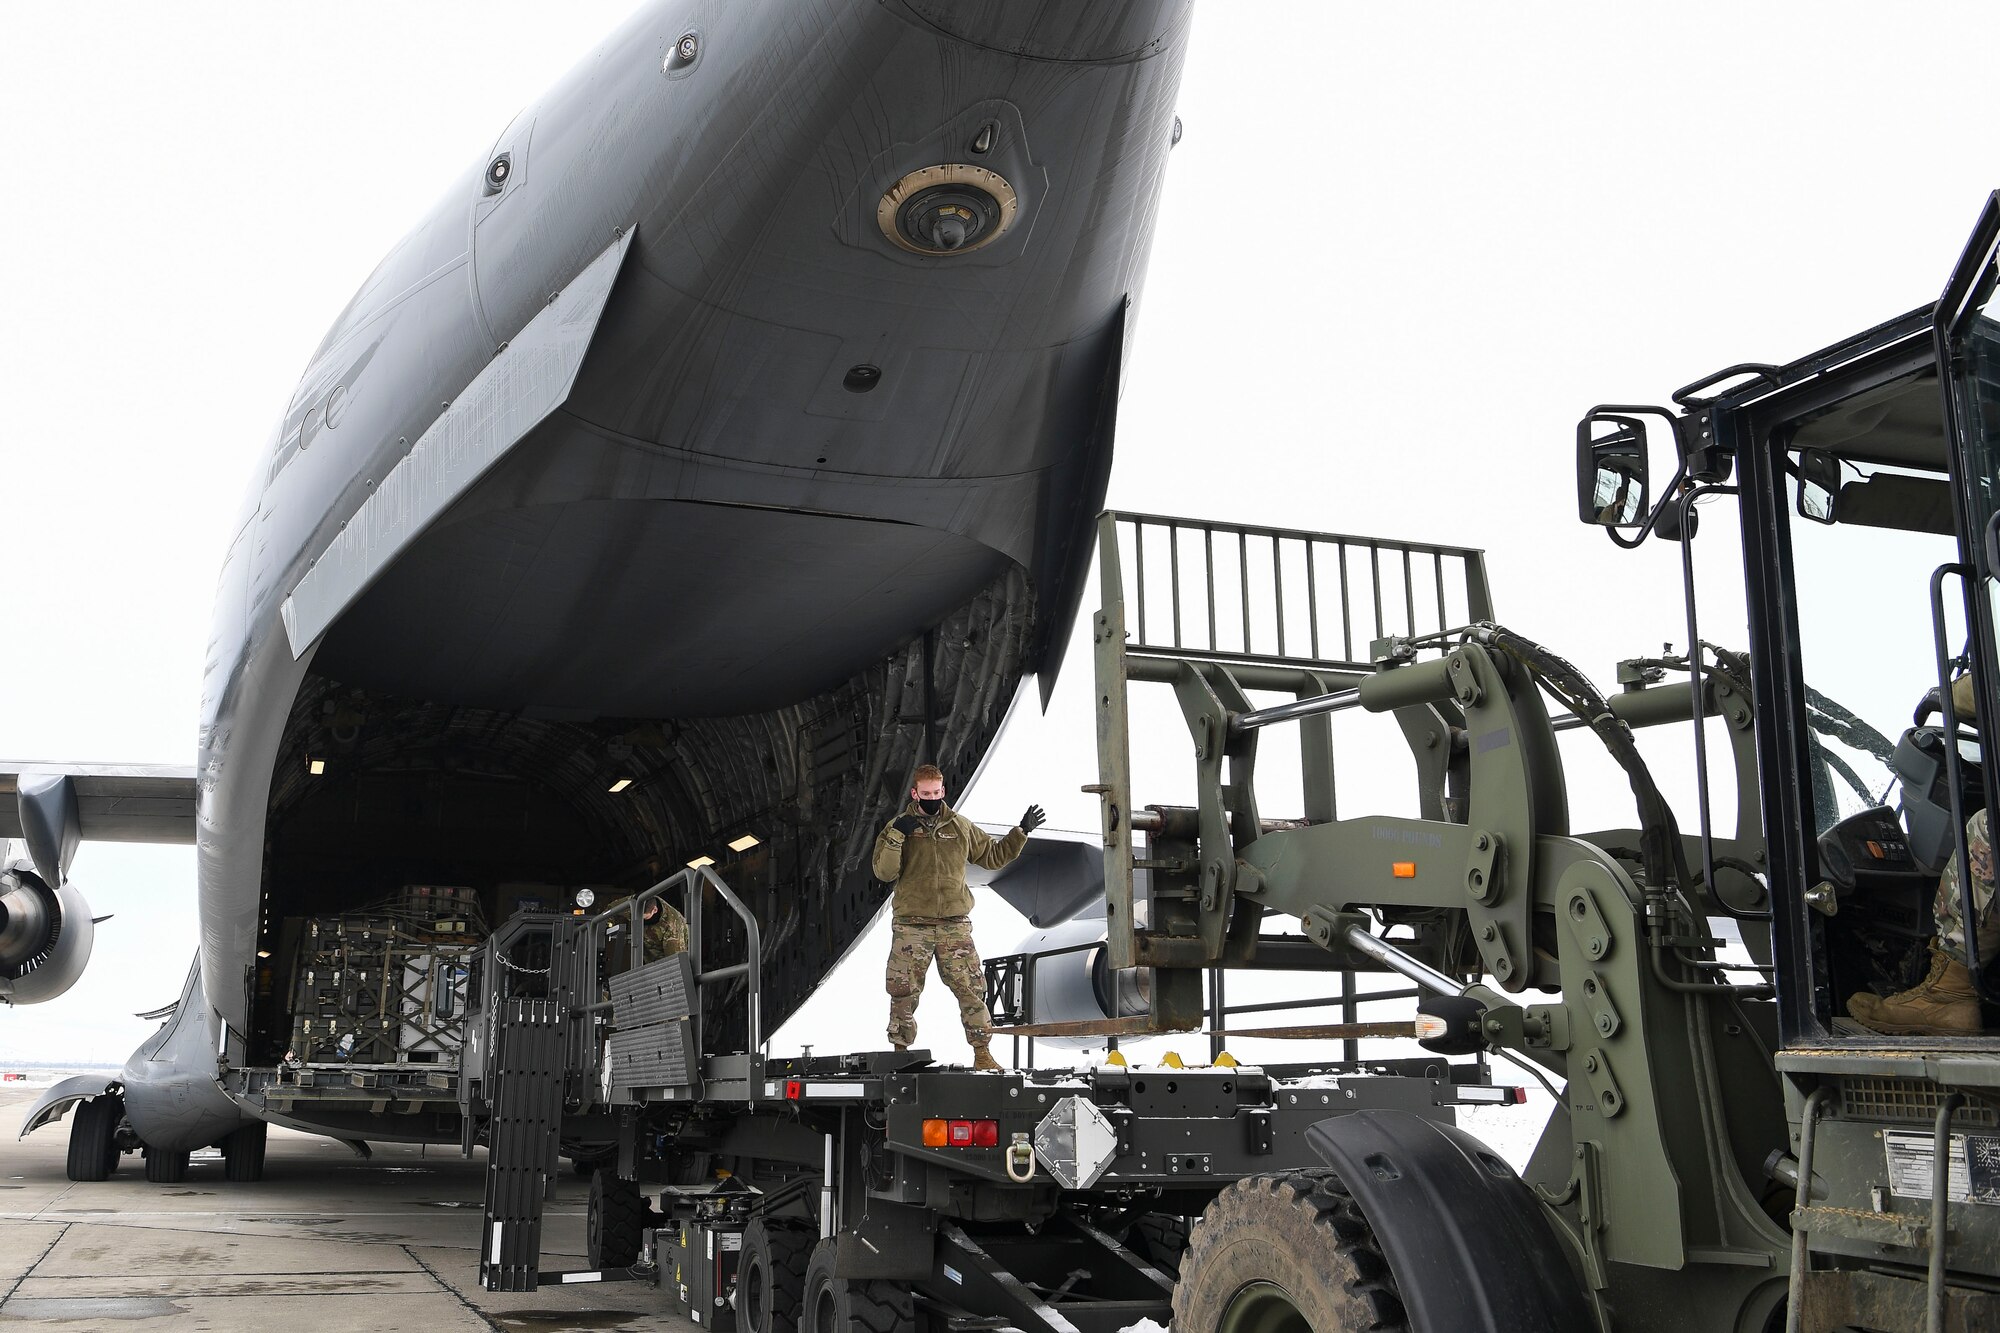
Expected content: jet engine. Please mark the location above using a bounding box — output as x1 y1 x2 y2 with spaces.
992 914 1149 1046
0 862 95 1005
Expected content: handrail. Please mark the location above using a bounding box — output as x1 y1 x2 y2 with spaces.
567 861 764 1067
694 864 764 1054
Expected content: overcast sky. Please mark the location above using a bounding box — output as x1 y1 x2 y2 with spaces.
6 2 2000 1074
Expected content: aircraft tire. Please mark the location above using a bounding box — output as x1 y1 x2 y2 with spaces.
1172 1170 1408 1333
587 1168 645 1268
736 1216 813 1333
801 1237 914 1333
223 1122 268 1183
65 1095 121 1182
1125 1211 1190 1277
143 1145 190 1184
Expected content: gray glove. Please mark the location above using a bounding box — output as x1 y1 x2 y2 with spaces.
1019 805 1046 834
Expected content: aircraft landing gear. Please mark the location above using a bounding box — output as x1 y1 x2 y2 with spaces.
223 1122 268 1183
143 1144 190 1183
64 1094 122 1182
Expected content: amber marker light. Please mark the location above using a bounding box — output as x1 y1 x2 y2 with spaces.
922 1119 949 1147
1392 862 1416 878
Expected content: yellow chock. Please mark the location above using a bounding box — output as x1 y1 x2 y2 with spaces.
1161 1051 1186 1069
1213 1051 1239 1068
1104 1050 1129 1067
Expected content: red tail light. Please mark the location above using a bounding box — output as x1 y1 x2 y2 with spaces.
927 1119 1000 1148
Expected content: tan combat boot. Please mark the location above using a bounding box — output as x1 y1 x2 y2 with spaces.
1848 949 1982 1035
971 1042 1002 1071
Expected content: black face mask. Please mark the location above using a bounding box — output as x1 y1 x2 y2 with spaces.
918 797 943 816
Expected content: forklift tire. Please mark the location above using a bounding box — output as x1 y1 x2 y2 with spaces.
802 1237 915 1333
737 1216 813 1333
143 1145 191 1184
65 1095 121 1182
223 1122 268 1183
1173 1171 1407 1333
588 1168 646 1269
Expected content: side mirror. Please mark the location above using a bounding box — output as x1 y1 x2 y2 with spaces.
1797 450 1841 525
1577 414 1650 528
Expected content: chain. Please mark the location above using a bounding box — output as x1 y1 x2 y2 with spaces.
493 953 553 976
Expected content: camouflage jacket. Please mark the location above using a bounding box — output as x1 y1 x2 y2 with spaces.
606 895 689 962
645 902 689 960
871 801 1026 919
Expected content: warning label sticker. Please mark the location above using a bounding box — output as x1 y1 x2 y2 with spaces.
1883 1131 2000 1204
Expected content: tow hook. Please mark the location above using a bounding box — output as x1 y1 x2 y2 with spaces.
1005 1134 1036 1182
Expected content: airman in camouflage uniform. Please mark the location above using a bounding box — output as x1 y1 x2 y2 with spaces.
1849 675 1993 1034
644 897 689 961
872 764 1044 1068
603 893 688 969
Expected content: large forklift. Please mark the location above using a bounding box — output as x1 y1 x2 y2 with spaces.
1136 194 2000 1331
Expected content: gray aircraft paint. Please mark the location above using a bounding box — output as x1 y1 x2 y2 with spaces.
18 0 1192 1152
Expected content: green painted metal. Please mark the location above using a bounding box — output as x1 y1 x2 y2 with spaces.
1089 509 1791 1331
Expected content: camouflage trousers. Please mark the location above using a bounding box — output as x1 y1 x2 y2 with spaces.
885 916 990 1048
1936 808 1997 967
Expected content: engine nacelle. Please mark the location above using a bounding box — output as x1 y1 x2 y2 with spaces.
996 915 1149 1046
0 864 95 1005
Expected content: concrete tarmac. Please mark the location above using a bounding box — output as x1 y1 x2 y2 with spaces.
0 1084 697 1331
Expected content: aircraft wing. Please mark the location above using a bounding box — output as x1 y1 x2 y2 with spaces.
968 827 1106 928
0 763 197 847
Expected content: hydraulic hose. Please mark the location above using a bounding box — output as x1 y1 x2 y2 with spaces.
1470 625 1770 997
1472 626 1691 892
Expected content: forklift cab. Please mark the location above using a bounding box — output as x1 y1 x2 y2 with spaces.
1577 192 2000 1050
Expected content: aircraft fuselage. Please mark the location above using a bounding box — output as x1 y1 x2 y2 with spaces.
127 0 1189 1151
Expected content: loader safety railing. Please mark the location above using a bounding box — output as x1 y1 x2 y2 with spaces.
462 863 763 1120
573 862 765 1065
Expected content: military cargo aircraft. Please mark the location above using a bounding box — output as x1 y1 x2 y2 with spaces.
10 0 1191 1179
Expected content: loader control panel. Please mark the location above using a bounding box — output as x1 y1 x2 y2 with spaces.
1816 806 1923 891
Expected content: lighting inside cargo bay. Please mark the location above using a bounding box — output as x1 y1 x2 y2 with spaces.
308 757 325 776
687 855 716 869
727 834 760 852
607 777 633 793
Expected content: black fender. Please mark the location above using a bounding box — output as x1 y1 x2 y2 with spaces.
1305 1109 1594 1333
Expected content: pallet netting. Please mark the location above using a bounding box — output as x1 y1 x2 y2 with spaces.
284 887 490 1068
